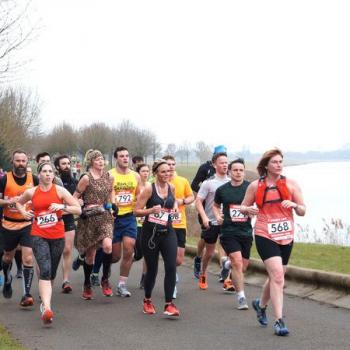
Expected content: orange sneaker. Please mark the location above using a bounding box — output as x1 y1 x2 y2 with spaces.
40 303 53 324
101 279 113 297
163 303 180 317
198 274 208 290
20 294 34 307
223 279 236 294
82 285 93 300
143 299 156 314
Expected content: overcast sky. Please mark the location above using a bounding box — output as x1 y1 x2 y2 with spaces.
22 0 350 153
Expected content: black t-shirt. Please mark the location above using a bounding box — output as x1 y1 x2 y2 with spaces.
214 180 252 237
60 174 78 195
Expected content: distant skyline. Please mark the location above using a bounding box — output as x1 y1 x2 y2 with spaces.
19 0 350 153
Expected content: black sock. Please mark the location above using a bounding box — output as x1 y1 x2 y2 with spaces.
22 265 34 296
102 253 112 281
2 260 12 283
83 261 93 286
15 250 22 271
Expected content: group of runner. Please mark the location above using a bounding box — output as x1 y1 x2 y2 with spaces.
0 145 305 336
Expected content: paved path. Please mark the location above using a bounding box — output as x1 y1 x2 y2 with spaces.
1 257 350 350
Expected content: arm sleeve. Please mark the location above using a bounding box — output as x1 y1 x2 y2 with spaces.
184 179 193 197
197 180 209 200
191 163 207 192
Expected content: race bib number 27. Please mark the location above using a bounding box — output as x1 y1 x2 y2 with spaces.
229 205 248 222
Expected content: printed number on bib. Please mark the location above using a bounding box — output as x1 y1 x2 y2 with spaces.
229 205 248 222
148 210 169 226
116 192 133 206
37 213 58 228
267 220 292 241
170 210 182 224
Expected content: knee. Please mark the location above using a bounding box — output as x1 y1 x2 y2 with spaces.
2 252 12 264
103 246 112 255
123 248 134 260
39 268 51 281
22 255 33 266
270 269 284 286
231 258 243 271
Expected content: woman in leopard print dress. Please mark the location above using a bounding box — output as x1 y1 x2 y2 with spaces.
74 150 115 299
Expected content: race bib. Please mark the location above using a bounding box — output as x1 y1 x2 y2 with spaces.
170 210 182 225
116 191 133 206
148 210 170 226
267 219 293 241
229 205 248 222
37 212 58 228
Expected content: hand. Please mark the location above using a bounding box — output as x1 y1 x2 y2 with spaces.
216 214 224 225
78 199 84 206
49 203 65 212
202 217 210 229
243 205 259 216
281 200 297 209
152 205 162 214
22 210 34 220
8 196 20 205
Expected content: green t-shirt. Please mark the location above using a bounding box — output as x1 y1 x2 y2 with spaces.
214 180 252 237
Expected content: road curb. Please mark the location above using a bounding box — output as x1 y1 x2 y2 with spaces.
185 245 350 292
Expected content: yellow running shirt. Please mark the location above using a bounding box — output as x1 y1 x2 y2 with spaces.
109 168 138 215
169 174 193 229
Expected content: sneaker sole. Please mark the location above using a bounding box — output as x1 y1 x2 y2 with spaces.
117 293 131 297
41 310 54 324
20 300 34 307
163 312 180 318
237 305 249 310
143 310 156 315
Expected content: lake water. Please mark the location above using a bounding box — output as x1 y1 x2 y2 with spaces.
284 162 350 245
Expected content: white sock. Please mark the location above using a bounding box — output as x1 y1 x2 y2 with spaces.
224 260 231 269
237 290 245 299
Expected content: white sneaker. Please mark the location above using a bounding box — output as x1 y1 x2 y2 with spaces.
237 297 249 310
117 284 131 297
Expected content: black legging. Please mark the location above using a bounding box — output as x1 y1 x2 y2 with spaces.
32 236 65 280
141 225 177 303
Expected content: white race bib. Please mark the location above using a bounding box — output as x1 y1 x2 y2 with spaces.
37 212 58 228
148 210 169 226
116 191 133 206
229 205 248 222
170 210 182 224
267 219 293 241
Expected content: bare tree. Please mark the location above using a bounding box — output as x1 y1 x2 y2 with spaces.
0 87 41 165
164 143 177 157
176 142 192 165
195 141 211 163
0 0 38 82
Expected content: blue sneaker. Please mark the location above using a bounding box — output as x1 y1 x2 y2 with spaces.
252 298 268 326
193 256 201 279
219 264 230 283
72 255 84 271
273 318 289 336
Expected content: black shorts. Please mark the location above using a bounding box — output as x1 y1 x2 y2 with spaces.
134 226 143 261
174 228 186 248
220 235 253 260
255 235 293 266
63 214 76 232
201 225 220 244
1 225 32 251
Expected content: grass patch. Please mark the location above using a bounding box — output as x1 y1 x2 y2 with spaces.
186 236 350 275
0 326 25 350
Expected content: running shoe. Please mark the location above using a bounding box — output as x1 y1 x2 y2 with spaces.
219 260 230 283
90 273 100 287
252 298 268 326
16 268 23 279
101 279 113 297
164 303 180 317
193 256 201 279
237 296 249 310
117 283 131 297
198 274 208 290
62 281 73 294
172 285 177 299
223 279 236 294
20 294 34 307
3 275 13 299
40 303 53 325
143 299 156 314
139 273 145 289
82 285 93 300
72 256 84 271
273 318 289 336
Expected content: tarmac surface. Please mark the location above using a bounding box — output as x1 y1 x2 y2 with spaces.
1 256 350 350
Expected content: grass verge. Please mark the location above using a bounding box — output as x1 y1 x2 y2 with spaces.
0 326 25 350
186 236 350 275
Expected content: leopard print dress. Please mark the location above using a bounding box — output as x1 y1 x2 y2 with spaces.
75 171 114 254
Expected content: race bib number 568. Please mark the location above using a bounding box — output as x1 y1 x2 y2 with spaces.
267 220 292 241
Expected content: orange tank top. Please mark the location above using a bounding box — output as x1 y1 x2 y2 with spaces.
254 182 294 245
31 184 65 239
3 172 34 230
